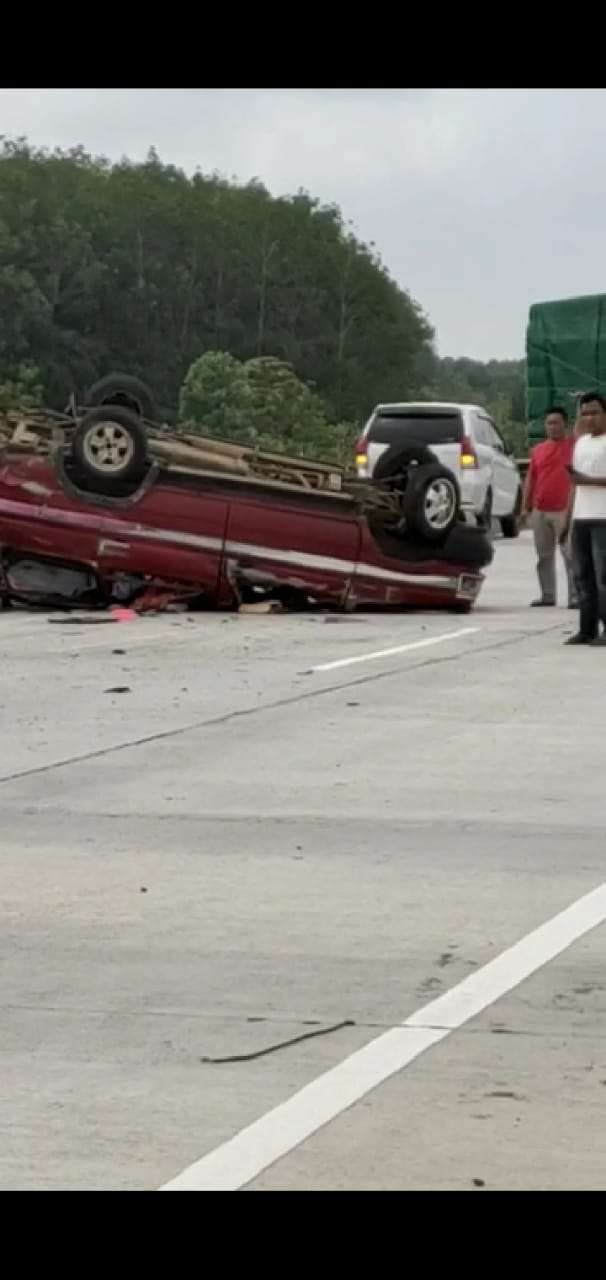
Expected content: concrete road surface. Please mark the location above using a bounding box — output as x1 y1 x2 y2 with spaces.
1 533 605 1191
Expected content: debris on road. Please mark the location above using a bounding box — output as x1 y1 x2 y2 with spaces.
200 1018 356 1064
324 616 367 624
238 600 284 615
109 606 137 621
48 616 117 625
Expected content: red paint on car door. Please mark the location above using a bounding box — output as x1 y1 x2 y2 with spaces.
96 474 230 598
223 488 362 603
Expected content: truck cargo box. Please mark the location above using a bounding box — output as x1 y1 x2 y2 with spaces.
526 294 606 444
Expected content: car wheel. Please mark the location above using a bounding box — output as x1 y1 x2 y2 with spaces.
373 440 437 486
71 406 149 493
478 490 493 532
84 372 158 421
403 462 460 543
501 490 522 539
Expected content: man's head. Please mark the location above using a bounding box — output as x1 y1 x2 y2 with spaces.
544 406 568 440
578 392 606 436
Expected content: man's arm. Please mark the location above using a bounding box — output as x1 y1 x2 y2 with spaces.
559 485 575 544
521 453 535 517
569 470 606 487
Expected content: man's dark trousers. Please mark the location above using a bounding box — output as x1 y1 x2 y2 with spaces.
571 520 606 638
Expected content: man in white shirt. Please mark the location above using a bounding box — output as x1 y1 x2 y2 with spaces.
565 392 606 645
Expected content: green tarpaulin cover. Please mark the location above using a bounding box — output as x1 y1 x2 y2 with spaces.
526 294 606 444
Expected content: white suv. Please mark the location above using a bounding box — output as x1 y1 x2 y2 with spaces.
355 401 522 536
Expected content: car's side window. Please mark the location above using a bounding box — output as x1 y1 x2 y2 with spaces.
478 416 504 452
486 418 506 452
472 415 490 447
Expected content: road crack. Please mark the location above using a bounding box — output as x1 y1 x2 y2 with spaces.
0 621 564 785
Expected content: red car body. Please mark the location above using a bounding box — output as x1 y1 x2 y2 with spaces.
0 450 492 611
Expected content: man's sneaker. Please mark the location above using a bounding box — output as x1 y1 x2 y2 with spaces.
564 632 596 645
590 635 606 647
531 598 555 607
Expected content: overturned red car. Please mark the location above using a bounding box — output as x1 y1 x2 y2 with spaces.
0 374 493 613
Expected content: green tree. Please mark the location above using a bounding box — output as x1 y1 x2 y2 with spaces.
179 350 253 438
0 140 435 422
245 356 327 441
246 356 357 463
0 138 530 453
179 350 358 465
428 355 526 427
0 363 43 412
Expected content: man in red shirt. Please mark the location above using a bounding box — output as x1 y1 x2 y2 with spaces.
521 406 576 607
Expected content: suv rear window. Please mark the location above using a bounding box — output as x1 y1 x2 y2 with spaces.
367 411 463 446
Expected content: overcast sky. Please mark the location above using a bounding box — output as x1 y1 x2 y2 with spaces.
1 88 603 361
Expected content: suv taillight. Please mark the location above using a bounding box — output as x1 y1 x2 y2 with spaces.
355 436 368 467
460 435 478 468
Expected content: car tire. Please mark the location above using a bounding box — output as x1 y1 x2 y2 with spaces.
71 406 149 493
478 490 493 533
84 372 158 421
501 490 522 539
373 441 437 485
368 515 494 569
403 461 461 543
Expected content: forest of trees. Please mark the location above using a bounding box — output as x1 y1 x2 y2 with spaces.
0 139 526 456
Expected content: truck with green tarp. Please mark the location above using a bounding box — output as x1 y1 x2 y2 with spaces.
525 293 606 446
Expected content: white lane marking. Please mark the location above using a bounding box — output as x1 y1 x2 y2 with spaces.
310 626 481 672
160 882 606 1192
